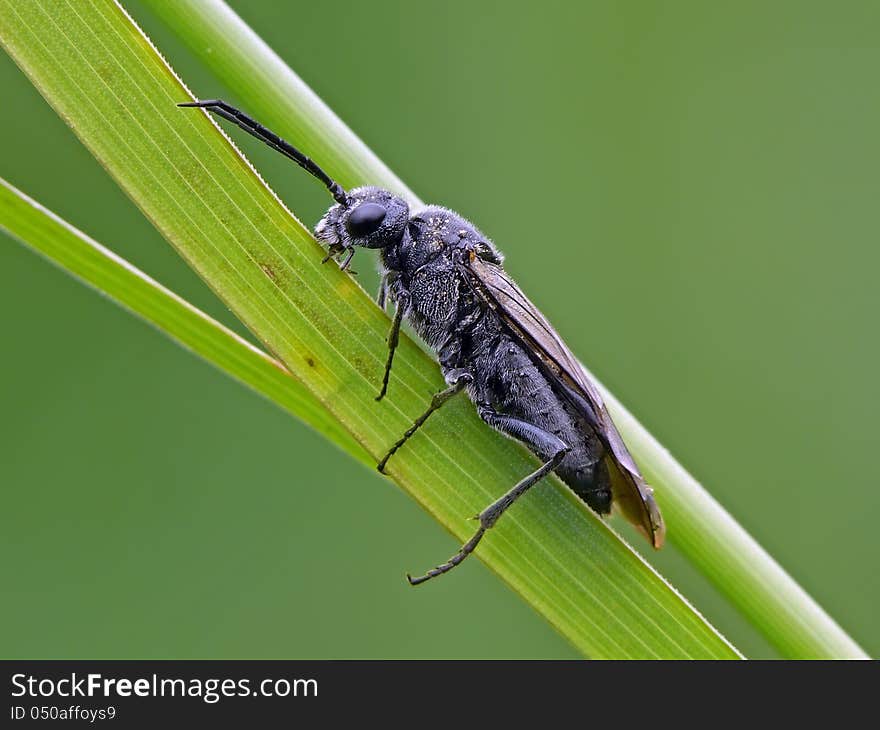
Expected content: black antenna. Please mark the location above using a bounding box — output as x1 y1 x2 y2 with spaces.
179 99 348 206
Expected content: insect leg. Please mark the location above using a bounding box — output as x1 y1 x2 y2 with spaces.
376 370 472 473
375 303 404 402
377 276 389 311
407 412 569 586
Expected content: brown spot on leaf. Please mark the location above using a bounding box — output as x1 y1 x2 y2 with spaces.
260 263 278 283
349 356 372 378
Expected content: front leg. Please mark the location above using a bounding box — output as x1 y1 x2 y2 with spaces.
375 290 410 401
376 271 397 311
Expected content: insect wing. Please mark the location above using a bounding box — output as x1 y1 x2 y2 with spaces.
464 255 665 548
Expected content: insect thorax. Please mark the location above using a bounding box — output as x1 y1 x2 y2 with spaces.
379 206 499 347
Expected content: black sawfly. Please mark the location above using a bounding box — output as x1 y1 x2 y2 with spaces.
180 99 665 585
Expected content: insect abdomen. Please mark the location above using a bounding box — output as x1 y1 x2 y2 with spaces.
457 316 613 515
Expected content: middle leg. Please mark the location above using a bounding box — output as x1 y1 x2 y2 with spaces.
376 370 473 473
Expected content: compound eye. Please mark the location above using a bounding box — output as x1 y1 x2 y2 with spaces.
345 202 387 238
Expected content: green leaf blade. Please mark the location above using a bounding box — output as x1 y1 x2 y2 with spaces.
134 0 868 659
3 0 739 658
0 177 369 465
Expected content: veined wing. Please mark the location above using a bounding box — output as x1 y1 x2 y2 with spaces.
463 253 665 548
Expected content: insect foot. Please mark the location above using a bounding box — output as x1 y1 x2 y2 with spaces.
406 528 487 586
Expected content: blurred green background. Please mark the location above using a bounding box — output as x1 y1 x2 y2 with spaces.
1 0 877 659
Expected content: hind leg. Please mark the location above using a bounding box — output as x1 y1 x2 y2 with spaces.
407 408 569 586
